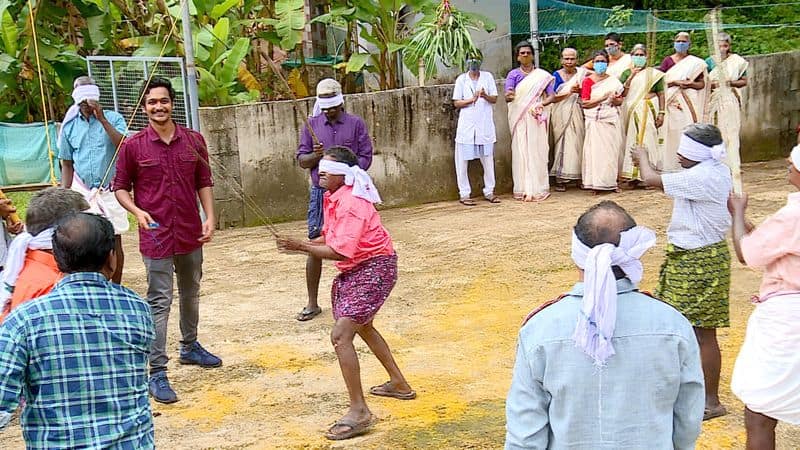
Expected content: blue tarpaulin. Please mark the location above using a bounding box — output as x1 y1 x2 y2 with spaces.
0 122 60 186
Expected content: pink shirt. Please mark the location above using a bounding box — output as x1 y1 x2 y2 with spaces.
741 192 800 300
322 185 394 272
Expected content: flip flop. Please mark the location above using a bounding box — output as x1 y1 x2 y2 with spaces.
703 406 728 421
459 199 477 207
324 416 376 441
295 307 322 322
485 195 501 204
554 184 566 192
369 382 417 400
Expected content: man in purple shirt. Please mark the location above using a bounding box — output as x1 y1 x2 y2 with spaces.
295 78 373 321
114 77 222 404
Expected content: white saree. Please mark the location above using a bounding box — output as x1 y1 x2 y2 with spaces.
621 68 666 180
550 67 587 182
708 53 748 193
508 69 555 201
662 55 708 171
582 76 624 191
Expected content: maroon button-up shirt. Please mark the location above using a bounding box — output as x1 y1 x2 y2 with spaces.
113 124 213 259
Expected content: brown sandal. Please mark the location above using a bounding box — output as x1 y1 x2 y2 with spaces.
485 195 501 203
369 382 417 400
459 198 477 206
325 416 376 440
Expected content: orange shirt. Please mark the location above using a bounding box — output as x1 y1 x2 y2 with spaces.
322 185 394 272
0 250 61 322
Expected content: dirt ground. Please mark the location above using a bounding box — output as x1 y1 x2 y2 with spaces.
3 160 800 449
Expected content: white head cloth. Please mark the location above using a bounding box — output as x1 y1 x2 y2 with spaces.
677 133 727 163
311 94 344 118
311 78 344 117
571 226 657 366
58 85 101 149
791 145 800 171
0 228 55 311
318 159 381 204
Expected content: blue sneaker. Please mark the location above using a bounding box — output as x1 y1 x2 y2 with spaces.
149 371 178 404
179 341 222 368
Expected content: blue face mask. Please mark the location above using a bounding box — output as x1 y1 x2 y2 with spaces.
674 42 690 53
632 55 647 67
593 61 608 75
467 59 481 72
605 45 620 56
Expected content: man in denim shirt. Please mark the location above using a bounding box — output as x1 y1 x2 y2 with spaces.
505 201 704 449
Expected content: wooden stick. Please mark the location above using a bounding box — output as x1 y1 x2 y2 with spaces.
259 47 321 146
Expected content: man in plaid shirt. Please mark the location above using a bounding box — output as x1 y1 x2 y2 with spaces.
0 212 155 449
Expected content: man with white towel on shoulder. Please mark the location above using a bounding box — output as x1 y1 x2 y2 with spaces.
505 200 704 450
58 76 129 284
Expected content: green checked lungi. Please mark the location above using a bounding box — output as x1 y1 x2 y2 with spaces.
655 240 731 328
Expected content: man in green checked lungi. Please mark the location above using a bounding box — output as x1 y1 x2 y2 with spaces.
632 123 732 423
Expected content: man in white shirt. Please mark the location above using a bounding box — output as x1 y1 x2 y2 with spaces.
452 56 500 206
633 123 732 422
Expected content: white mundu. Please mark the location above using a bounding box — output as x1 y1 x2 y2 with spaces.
452 70 498 200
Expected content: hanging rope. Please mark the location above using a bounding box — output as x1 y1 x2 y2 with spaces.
26 0 57 186
96 3 184 189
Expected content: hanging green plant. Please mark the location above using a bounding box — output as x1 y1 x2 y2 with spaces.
404 0 495 80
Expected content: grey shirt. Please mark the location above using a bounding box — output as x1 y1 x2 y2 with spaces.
505 279 704 450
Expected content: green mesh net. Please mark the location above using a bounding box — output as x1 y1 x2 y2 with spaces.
510 0 759 36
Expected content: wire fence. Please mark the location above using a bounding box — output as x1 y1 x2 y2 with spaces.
86 56 192 132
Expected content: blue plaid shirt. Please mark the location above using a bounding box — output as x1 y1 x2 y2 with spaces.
0 272 155 449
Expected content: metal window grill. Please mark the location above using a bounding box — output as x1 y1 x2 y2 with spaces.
86 56 192 132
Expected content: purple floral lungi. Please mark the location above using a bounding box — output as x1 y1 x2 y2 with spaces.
331 254 398 324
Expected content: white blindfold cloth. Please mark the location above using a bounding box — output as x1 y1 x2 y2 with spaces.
318 159 381 204
0 228 55 312
677 133 727 163
791 145 800 171
311 93 344 118
571 226 657 366
58 85 101 149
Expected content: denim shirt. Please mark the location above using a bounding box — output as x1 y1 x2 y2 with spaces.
505 279 704 450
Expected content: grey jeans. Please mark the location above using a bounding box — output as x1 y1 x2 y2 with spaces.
143 248 203 373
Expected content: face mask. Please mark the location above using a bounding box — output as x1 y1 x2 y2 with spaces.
467 59 481 72
606 46 620 56
632 55 647 67
593 61 608 75
674 42 690 53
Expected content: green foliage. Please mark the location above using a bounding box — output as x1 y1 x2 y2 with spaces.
314 0 438 89
404 1 496 79
534 0 800 71
264 0 305 49
604 6 633 29
0 0 110 123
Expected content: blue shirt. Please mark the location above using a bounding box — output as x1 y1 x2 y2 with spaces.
505 279 704 450
0 272 155 449
59 111 127 188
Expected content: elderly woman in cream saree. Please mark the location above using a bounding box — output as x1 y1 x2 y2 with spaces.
659 32 707 172
507 66 556 201
580 50 624 193
620 45 666 185
707 32 748 193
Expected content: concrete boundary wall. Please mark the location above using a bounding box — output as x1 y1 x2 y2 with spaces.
201 51 798 228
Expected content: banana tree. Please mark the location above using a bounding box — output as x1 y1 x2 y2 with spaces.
0 0 112 122
404 0 495 80
313 0 435 90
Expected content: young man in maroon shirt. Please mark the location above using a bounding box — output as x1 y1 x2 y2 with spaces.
113 77 221 404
